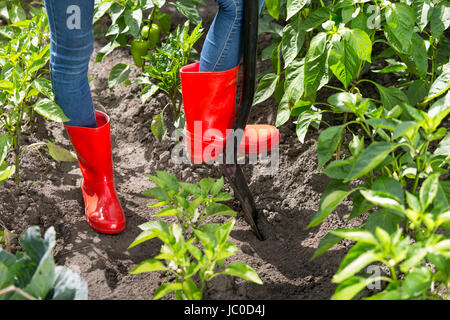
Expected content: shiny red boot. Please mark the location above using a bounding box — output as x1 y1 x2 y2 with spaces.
64 111 126 234
180 62 280 163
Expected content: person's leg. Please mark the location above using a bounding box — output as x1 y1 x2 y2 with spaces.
43 0 96 128
43 0 125 234
199 0 265 72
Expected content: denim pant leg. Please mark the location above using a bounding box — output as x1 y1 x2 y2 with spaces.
43 0 96 128
199 0 264 72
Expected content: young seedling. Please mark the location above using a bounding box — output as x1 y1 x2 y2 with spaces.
128 171 263 300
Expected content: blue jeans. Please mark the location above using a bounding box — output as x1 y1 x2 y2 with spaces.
44 0 263 127
44 0 97 128
199 0 264 72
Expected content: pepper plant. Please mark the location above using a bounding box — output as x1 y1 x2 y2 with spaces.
0 2 76 186
109 20 203 141
128 171 263 300
255 0 450 299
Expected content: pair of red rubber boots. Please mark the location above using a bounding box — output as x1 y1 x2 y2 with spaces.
180 62 280 163
66 62 279 234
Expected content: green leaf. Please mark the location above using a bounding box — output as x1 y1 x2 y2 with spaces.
430 3 450 39
307 180 350 228
317 125 345 169
213 192 233 202
349 185 374 220
253 73 279 105
0 80 13 92
124 8 142 38
215 220 235 246
373 83 408 110
301 7 331 31
153 282 183 300
32 78 54 99
50 266 88 300
426 62 450 102
331 276 370 300
199 177 215 193
221 262 263 285
384 3 415 54
434 134 450 157
295 109 321 143
284 58 305 104
156 171 179 191
182 278 202 300
323 159 353 180
411 33 428 78
304 32 329 97
94 1 113 22
363 209 403 235
372 176 404 204
275 98 290 127
331 229 378 245
154 207 179 217
359 189 405 213
392 121 419 140
205 203 236 218
329 40 359 89
172 0 201 24
33 99 70 123
130 259 168 274
0 134 12 165
265 0 280 19
327 92 357 113
19 227 57 300
311 231 342 260
108 63 131 90
332 249 379 283
0 163 15 182
96 40 120 62
365 118 398 132
142 187 169 201
413 0 432 31
406 191 422 213
419 173 440 210
127 230 158 249
210 177 224 196
193 228 217 252
286 0 308 20
281 17 305 66
344 142 398 182
342 28 372 63
428 92 450 129
407 79 430 106
151 111 167 142
400 247 428 274
23 248 55 299
402 267 432 299
45 142 77 162
179 182 203 196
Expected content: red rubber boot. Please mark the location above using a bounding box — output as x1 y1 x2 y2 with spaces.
64 111 126 234
180 62 280 163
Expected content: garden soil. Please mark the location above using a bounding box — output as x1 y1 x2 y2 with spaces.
0 2 375 300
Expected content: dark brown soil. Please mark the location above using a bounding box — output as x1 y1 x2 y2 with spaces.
0 1 368 300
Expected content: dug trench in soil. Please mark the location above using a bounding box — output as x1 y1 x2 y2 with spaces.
0 1 375 300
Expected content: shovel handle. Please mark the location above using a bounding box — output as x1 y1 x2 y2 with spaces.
233 0 259 134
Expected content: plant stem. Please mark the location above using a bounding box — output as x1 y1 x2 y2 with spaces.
336 113 347 160
390 265 397 281
13 104 24 186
